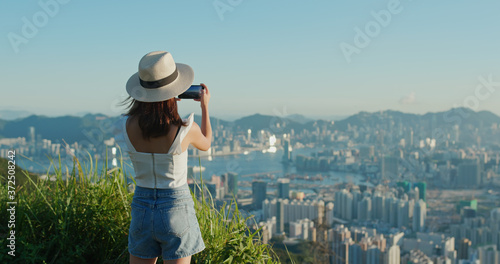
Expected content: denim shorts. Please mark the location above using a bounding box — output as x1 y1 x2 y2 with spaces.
128 184 205 260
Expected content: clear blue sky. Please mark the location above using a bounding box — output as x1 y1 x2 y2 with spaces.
1 0 499 119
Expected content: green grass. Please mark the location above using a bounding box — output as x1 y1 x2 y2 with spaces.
0 155 280 263
0 156 39 187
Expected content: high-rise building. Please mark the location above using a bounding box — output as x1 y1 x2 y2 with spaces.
373 194 385 221
28 126 36 155
288 218 315 241
381 156 398 180
413 182 427 202
276 199 286 234
409 187 420 201
461 207 477 219
227 172 238 197
491 208 500 237
383 196 396 224
316 200 325 225
252 181 267 209
366 245 381 264
386 245 400 264
230 140 240 152
325 202 335 226
262 199 274 221
349 243 362 264
413 199 426 232
277 178 290 199
282 135 292 162
289 221 301 238
453 124 460 142
359 145 375 159
220 174 229 195
457 159 481 187
210 175 225 199
358 196 372 222
263 198 325 226
478 245 500 264
397 201 410 228
331 225 352 264
28 126 35 143
352 189 362 220
409 129 414 148
390 198 399 227
335 189 353 220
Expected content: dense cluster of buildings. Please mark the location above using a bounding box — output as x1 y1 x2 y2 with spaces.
245 180 500 263
333 183 427 232
262 198 327 234
329 224 461 264
187 153 499 263
188 171 239 200
449 208 500 255
0 126 65 159
293 148 499 190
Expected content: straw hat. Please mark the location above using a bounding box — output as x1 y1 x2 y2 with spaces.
126 51 194 102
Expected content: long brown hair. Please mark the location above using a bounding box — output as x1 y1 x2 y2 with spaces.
122 97 187 139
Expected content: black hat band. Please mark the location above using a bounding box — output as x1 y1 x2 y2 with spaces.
139 68 178 89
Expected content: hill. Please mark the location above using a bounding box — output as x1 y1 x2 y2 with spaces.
192 114 232 128
0 157 39 187
332 108 500 131
0 114 119 144
234 113 306 133
0 108 498 144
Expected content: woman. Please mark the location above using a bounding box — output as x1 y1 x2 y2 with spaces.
116 51 211 264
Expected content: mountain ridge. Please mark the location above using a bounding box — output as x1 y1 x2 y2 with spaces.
0 108 498 143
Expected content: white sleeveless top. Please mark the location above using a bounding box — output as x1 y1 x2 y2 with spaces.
113 113 194 189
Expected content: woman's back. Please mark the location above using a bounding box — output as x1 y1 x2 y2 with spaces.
119 113 195 189
126 114 181 154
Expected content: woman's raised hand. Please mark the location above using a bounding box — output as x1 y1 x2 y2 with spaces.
195 83 210 109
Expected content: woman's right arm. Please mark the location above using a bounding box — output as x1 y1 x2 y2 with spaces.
188 84 212 151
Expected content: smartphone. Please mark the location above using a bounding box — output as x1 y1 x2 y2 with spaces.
178 85 204 99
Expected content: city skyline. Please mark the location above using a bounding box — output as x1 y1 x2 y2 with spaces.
1 105 499 123
1 1 499 118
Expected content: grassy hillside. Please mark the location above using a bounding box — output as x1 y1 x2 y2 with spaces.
0 157 279 263
0 157 39 187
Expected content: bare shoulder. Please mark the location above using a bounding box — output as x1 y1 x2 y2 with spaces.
189 121 201 134
185 121 200 141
